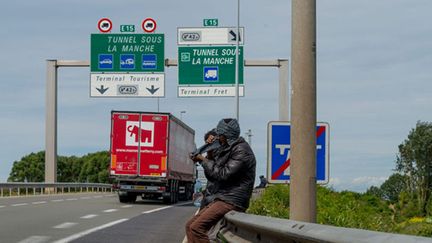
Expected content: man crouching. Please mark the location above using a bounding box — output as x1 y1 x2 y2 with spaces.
186 118 256 243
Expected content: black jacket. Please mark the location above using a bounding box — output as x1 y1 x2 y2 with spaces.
201 137 256 210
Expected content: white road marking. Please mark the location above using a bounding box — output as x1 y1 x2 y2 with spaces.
80 214 98 219
51 199 64 202
0 205 5 208
52 218 129 243
103 209 118 213
80 196 91 200
141 201 191 214
93 195 103 198
17 235 50 243
53 222 78 229
66 198 78 201
142 206 173 214
32 201 47 205
12 203 28 207
121 205 133 208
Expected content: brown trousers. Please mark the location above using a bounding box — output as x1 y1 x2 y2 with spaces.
185 200 239 243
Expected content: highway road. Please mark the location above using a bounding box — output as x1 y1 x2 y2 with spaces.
0 193 197 243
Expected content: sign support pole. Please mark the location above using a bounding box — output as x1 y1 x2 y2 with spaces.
45 60 90 184
235 0 240 121
278 59 289 121
290 0 317 223
45 60 58 184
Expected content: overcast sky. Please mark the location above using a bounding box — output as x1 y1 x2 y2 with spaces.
0 0 431 192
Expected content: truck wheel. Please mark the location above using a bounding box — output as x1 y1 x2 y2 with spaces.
174 180 179 203
128 194 137 203
186 183 193 201
163 195 171 204
119 195 130 203
119 194 136 203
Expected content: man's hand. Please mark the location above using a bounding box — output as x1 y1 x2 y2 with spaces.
190 154 204 162
190 154 206 162
206 134 216 144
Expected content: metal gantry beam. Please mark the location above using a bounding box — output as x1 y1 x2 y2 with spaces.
45 58 289 182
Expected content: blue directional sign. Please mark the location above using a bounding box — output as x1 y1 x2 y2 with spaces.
267 121 329 184
142 54 157 70
98 54 113 69
203 66 218 82
120 54 135 70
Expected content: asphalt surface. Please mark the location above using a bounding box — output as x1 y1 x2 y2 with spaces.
0 193 197 243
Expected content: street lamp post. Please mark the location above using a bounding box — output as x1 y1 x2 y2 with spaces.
290 0 317 223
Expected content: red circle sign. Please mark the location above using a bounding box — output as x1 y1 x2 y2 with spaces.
142 18 157 33
98 18 112 33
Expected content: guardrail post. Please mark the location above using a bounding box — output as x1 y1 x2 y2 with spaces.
9 188 12 197
1 188 3 197
26 187 28 196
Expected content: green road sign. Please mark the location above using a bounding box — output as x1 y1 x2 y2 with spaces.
203 19 218 27
120 25 135 32
178 46 243 85
91 33 164 72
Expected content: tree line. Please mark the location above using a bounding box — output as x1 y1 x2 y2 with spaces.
366 121 432 218
8 151 110 183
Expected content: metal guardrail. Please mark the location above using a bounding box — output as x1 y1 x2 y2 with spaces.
219 211 432 243
0 183 113 197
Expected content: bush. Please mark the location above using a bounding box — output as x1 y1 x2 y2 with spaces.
248 186 395 233
247 184 289 218
395 220 432 237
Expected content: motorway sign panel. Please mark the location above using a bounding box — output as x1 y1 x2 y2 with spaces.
178 46 243 85
177 27 244 45
120 25 135 33
203 19 218 27
90 33 164 73
267 121 330 184
90 73 164 97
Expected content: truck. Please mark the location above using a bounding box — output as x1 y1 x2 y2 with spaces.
110 111 196 204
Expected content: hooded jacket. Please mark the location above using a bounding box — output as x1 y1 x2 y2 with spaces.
201 136 256 210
